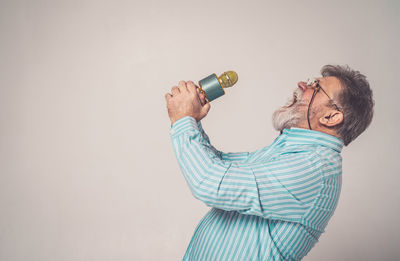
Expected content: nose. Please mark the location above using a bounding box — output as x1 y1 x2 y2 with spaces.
297 81 308 91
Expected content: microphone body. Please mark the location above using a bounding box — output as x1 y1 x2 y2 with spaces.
198 71 238 102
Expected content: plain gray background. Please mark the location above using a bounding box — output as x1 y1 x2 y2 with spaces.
1 0 399 260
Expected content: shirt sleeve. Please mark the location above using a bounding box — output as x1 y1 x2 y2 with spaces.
196 120 251 163
170 116 327 222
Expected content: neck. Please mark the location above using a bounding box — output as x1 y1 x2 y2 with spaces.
294 121 340 139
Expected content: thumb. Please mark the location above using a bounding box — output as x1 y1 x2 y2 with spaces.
201 102 211 116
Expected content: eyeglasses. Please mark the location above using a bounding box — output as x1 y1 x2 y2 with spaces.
306 78 341 130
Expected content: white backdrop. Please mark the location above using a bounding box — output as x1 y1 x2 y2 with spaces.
1 0 399 260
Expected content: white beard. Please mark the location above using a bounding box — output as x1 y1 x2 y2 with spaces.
272 88 307 132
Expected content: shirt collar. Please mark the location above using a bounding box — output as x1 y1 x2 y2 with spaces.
280 127 344 153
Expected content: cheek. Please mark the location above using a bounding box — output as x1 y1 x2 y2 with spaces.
300 92 313 103
295 104 309 116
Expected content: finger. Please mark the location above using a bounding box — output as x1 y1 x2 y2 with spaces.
165 93 172 101
196 88 205 106
171 86 180 96
199 91 207 103
201 102 211 116
186 81 197 94
178 81 188 93
196 89 207 105
197 89 204 106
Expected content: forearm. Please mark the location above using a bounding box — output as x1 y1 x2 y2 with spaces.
197 121 250 163
170 116 261 214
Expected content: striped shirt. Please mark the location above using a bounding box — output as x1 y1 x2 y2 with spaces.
169 116 343 261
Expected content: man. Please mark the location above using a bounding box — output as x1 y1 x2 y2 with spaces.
165 65 374 260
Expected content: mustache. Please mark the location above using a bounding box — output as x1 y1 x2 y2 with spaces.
284 88 306 108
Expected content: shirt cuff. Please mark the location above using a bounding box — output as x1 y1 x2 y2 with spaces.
169 116 199 137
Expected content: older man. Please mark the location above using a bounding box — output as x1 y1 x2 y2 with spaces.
165 65 374 260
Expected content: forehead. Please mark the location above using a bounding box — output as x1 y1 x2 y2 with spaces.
318 76 342 96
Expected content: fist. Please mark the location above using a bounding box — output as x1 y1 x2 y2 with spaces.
165 81 211 125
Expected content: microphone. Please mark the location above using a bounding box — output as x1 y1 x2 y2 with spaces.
198 71 238 102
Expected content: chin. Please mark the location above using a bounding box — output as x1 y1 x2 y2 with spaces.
272 105 304 132
272 88 308 131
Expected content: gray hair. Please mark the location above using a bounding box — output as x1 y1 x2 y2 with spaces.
321 65 374 146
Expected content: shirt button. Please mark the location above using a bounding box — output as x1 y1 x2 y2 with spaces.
170 130 175 134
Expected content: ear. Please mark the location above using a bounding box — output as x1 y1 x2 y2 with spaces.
319 110 343 127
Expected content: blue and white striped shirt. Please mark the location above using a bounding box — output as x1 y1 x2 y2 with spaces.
170 116 343 260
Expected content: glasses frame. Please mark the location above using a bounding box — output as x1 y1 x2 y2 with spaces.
306 78 341 130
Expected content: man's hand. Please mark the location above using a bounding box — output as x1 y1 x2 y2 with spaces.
165 81 211 125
